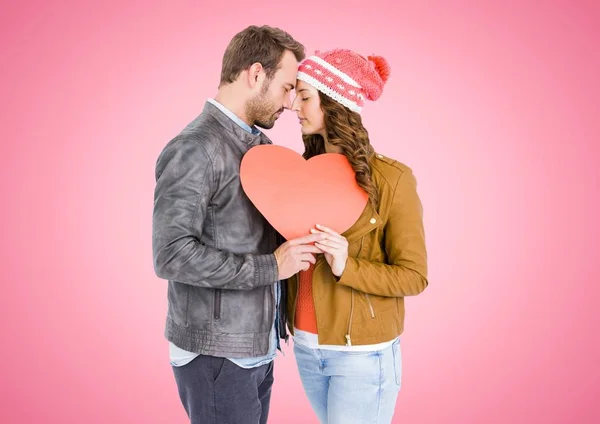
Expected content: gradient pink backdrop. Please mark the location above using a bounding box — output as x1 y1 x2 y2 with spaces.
1 0 599 423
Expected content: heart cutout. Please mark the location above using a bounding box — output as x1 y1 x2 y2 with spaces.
240 145 368 240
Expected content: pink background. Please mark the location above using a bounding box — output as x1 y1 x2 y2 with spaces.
2 0 599 423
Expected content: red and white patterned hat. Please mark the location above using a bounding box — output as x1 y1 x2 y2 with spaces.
296 48 391 113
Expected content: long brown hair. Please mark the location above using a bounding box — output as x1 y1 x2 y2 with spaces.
302 92 379 208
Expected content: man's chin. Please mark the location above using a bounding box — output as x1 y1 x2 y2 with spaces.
255 120 276 130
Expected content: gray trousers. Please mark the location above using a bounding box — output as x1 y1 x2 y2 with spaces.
172 354 274 424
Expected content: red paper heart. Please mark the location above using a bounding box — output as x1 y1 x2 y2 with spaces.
240 145 368 240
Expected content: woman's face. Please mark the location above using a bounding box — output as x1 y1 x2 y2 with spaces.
291 80 325 136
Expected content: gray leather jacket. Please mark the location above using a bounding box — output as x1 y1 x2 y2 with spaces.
152 102 286 357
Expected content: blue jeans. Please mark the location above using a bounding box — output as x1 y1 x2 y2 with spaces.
293 338 402 424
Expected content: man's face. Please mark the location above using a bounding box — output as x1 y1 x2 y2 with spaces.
246 50 298 129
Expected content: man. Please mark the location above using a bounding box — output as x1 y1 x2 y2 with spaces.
152 25 322 423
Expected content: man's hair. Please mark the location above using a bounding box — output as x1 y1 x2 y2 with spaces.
219 25 305 86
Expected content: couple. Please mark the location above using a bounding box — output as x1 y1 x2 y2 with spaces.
152 25 428 424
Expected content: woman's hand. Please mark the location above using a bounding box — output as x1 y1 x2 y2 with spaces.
311 224 349 277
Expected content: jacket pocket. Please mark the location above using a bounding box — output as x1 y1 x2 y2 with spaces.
364 293 376 318
214 289 222 320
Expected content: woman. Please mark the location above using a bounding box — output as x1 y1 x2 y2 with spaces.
286 49 429 424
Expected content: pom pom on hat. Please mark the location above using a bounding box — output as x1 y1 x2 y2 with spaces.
368 55 390 83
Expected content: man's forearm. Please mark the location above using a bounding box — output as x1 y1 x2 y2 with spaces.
154 238 278 289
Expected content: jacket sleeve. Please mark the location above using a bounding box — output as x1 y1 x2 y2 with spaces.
152 137 278 289
336 168 428 297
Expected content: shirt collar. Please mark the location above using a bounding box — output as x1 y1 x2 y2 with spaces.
207 98 261 136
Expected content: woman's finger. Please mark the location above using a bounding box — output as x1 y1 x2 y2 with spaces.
314 242 335 255
312 227 347 244
315 237 345 249
315 224 340 236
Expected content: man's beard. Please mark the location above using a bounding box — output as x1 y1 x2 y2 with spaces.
246 85 283 130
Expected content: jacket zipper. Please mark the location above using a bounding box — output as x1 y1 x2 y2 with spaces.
213 289 221 320
279 279 288 344
365 293 375 318
345 289 355 346
269 283 275 341
345 237 366 346
273 231 288 344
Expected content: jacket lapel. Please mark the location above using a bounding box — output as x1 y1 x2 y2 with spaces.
342 202 383 244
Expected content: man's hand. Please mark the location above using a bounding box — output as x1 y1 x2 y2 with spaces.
274 233 325 280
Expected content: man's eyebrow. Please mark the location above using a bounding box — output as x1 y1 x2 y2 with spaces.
285 83 295 89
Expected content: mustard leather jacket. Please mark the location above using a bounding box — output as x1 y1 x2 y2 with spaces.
286 153 428 346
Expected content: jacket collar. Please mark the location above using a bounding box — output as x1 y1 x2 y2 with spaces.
342 201 383 244
202 100 272 147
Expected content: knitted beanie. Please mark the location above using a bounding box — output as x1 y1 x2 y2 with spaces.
296 49 390 113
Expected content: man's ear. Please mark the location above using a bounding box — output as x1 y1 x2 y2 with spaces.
247 62 265 89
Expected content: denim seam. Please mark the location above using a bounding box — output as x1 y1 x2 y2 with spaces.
212 357 218 424
376 351 383 423
393 339 401 386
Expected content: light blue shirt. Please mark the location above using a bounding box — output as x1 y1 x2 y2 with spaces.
169 98 281 369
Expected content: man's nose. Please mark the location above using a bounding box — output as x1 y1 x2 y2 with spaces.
283 92 292 109
290 96 299 111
